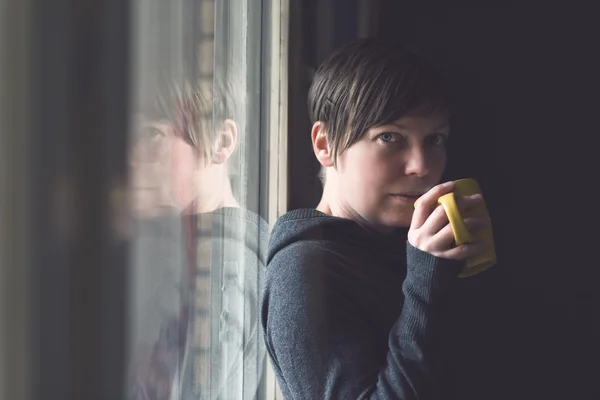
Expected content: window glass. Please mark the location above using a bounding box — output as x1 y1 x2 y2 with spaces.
126 1 271 398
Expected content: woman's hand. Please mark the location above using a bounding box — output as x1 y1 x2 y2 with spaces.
408 181 490 260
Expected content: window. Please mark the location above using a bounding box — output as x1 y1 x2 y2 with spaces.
0 0 288 398
127 0 287 399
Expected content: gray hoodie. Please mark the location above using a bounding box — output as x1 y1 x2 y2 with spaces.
261 209 462 400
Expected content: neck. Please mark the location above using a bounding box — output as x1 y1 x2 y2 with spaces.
193 189 239 214
316 178 396 234
316 178 335 215
190 166 240 214
316 180 358 223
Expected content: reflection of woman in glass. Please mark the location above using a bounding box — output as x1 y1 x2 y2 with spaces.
128 79 266 400
129 81 239 218
261 39 490 399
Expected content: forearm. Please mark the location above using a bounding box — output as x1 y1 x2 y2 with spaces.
364 243 461 399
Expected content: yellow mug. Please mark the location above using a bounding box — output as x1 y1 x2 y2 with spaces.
436 178 497 278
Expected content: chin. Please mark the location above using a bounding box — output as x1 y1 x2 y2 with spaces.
379 211 412 229
371 219 409 233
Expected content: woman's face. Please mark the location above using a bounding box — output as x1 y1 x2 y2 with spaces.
129 118 200 217
333 114 449 230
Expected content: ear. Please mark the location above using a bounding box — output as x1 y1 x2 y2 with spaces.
211 119 238 165
311 121 334 169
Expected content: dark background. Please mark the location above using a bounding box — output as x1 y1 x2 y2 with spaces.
288 1 599 399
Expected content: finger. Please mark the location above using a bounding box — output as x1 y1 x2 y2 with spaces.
411 181 454 229
456 193 484 213
460 216 491 235
440 241 488 260
430 217 491 250
419 204 449 236
430 223 456 250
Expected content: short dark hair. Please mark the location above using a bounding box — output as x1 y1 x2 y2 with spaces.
137 78 236 163
308 38 449 164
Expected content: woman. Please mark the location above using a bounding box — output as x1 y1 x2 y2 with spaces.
261 39 490 399
128 79 267 400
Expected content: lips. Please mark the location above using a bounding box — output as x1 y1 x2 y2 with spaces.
390 193 424 198
389 194 423 206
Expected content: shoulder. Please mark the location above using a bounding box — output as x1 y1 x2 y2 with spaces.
267 240 334 285
262 241 342 337
265 240 357 310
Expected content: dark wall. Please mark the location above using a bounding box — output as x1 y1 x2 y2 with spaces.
287 0 320 210
378 2 598 400
288 0 370 210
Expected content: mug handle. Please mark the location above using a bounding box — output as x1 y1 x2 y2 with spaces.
437 193 473 246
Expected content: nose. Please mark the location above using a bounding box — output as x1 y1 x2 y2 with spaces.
403 147 429 177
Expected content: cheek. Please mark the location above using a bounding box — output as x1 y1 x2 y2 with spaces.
169 138 199 205
170 140 195 176
358 151 402 187
427 149 447 178
340 148 395 197
130 141 171 187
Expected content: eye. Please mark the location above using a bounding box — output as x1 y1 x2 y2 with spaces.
133 126 167 156
141 127 165 140
429 133 448 147
378 132 400 143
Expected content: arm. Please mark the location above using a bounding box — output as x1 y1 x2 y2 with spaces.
262 241 461 400
372 243 461 400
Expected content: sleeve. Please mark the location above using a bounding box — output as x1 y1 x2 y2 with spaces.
262 241 462 400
